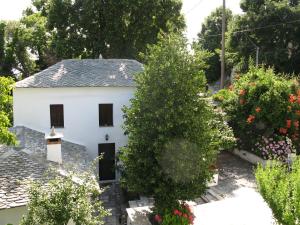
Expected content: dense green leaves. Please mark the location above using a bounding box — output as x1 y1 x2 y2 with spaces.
256 157 300 225
120 33 232 213
0 0 184 78
21 171 109 225
227 0 300 75
0 77 16 145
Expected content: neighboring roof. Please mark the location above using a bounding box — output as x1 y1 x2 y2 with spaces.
15 59 143 88
0 126 89 210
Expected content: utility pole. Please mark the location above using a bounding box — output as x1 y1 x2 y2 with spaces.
220 0 226 89
256 47 260 67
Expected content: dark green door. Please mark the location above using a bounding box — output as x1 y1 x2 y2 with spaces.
98 143 116 181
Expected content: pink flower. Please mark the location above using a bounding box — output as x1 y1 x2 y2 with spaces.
154 214 162 223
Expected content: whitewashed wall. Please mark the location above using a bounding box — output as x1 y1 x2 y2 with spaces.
13 87 135 178
0 206 27 225
0 206 76 225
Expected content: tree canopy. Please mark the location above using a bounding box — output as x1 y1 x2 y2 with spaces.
120 33 234 213
227 0 300 74
197 7 233 83
0 0 185 79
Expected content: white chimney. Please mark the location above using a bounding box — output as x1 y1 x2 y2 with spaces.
45 127 63 164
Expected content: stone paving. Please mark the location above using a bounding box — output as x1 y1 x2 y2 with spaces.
214 150 257 198
100 183 126 225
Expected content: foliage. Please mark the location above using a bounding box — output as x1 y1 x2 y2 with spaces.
120 33 230 214
227 0 300 75
0 76 16 145
213 66 300 156
255 157 300 225
153 203 195 225
20 170 110 225
0 20 39 78
30 0 184 59
197 7 233 83
0 0 185 78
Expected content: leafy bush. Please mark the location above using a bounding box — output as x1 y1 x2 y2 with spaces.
120 33 233 214
21 170 110 225
256 157 300 225
153 203 195 225
213 66 300 156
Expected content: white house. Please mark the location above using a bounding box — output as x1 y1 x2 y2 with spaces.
13 59 143 181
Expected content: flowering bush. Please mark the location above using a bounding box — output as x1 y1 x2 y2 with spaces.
153 203 195 225
213 66 300 157
253 134 295 162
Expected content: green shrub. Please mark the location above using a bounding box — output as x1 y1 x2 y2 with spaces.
20 170 109 225
120 33 233 214
255 157 300 225
214 66 300 156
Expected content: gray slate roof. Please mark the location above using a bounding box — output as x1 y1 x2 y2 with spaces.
0 126 89 210
15 59 143 88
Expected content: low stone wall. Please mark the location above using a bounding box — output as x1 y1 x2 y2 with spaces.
233 149 267 166
126 206 152 225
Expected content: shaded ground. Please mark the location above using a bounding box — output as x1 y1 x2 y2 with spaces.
215 150 257 198
100 183 126 225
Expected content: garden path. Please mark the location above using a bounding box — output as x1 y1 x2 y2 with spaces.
192 151 276 225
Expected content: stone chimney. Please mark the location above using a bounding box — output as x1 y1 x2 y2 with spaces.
45 127 63 164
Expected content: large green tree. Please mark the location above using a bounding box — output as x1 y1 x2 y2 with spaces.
227 0 300 74
27 0 185 60
0 20 39 78
197 7 233 83
120 33 232 213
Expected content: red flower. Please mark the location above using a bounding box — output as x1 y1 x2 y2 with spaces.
154 214 162 223
286 120 292 128
247 115 255 124
239 89 246 96
183 213 188 218
255 107 261 113
279 128 287 134
289 94 297 103
173 209 181 216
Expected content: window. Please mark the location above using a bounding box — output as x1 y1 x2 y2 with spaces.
99 104 113 126
50 104 64 128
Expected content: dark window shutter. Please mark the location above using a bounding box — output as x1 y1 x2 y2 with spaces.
99 104 113 126
50 104 64 128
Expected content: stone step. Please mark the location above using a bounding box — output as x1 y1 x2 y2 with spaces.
207 187 224 201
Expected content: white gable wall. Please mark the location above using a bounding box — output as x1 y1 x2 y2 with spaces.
13 87 134 170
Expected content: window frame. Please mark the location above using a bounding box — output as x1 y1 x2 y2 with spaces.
50 104 64 128
99 104 113 127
